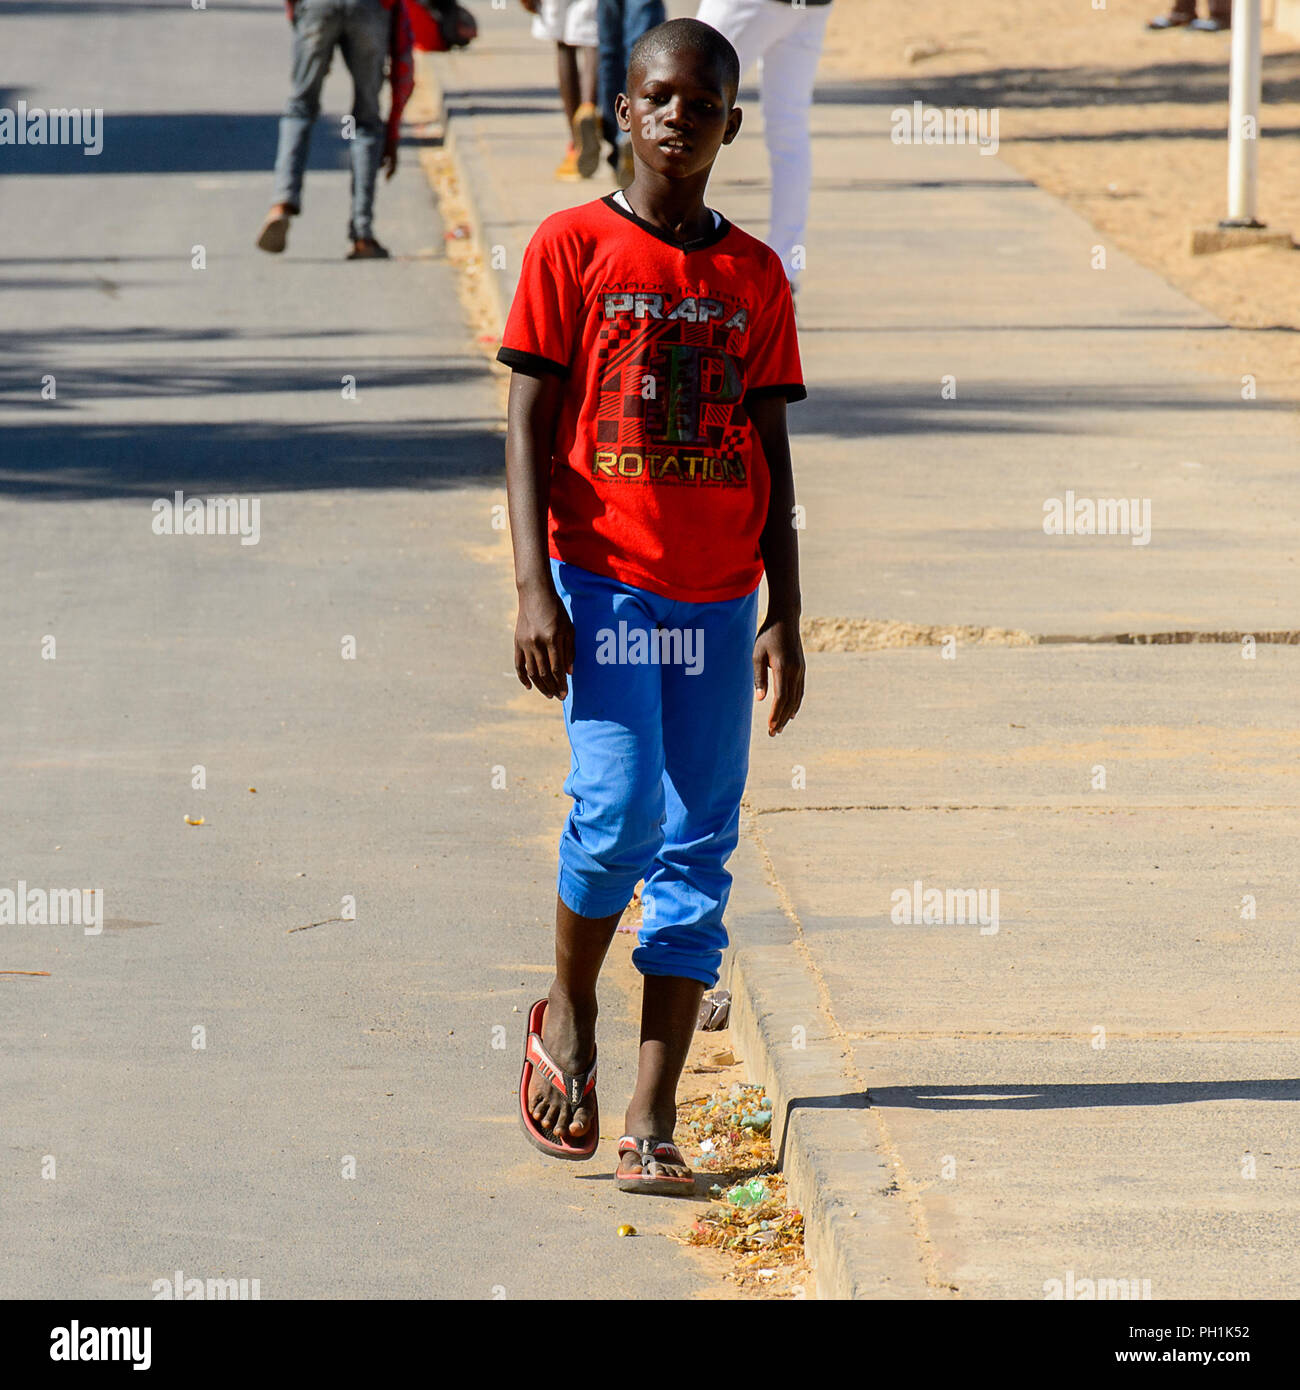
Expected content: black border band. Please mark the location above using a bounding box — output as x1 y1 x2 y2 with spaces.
746 382 809 404
496 346 570 379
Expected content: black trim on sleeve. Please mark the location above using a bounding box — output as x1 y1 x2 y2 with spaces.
745 383 808 405
496 346 570 379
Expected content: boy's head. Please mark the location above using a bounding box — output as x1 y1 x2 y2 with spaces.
617 19 742 182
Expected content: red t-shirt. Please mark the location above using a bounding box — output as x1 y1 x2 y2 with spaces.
498 194 805 603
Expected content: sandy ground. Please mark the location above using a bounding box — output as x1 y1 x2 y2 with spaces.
822 0 1300 391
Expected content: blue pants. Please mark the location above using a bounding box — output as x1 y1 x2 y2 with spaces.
597 0 667 151
271 0 389 240
551 559 758 989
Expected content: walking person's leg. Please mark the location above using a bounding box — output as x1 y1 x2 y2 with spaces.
597 0 627 155
1147 1 1198 29
260 0 345 252
610 0 666 183
696 0 823 285
339 0 392 255
1190 0 1231 28
619 584 759 1191
757 3 830 287
695 0 787 83
522 560 669 1151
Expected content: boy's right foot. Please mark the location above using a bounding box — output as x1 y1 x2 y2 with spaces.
524 990 598 1147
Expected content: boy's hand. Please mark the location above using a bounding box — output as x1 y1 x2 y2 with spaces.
753 614 805 736
515 581 574 700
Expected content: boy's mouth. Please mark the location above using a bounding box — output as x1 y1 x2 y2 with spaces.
659 138 693 155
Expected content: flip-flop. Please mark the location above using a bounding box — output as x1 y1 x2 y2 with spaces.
615 1135 696 1196
518 997 599 1161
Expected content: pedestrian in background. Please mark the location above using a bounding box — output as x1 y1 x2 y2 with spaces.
1147 2 1231 30
521 1 603 181
258 0 474 259
695 0 832 291
598 0 666 187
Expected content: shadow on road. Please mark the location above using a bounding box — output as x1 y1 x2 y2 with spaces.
871 1078 1300 1109
0 419 503 498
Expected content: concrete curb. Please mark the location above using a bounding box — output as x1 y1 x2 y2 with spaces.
723 897 935 1299
416 51 509 338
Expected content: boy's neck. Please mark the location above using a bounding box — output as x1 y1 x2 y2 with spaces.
623 169 714 243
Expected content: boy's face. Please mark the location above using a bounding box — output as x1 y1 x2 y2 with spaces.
618 47 742 182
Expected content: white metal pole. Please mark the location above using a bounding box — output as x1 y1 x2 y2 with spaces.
1224 0 1263 226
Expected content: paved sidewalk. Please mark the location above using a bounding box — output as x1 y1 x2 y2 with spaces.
430 3 1300 1298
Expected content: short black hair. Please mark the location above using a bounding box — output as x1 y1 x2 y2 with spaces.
627 18 741 107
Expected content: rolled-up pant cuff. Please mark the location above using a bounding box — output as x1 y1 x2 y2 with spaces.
557 868 634 922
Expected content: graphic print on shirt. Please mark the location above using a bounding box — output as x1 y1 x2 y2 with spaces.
592 287 752 489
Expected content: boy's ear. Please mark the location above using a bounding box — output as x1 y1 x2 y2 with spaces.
722 104 743 145
614 92 631 134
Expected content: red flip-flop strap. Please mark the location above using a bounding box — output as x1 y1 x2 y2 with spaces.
527 1032 597 1107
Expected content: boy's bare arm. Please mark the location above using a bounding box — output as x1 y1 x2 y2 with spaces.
749 395 806 737
505 370 574 700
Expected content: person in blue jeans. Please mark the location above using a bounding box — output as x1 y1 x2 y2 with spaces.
597 0 665 186
259 0 393 259
258 0 472 258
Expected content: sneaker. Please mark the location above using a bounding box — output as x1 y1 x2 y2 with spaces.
555 143 582 182
346 237 391 260
572 102 601 179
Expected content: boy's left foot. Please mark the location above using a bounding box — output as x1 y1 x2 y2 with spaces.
615 1135 695 1195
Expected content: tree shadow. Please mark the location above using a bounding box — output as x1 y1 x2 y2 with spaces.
812 52 1300 114
0 418 502 499
869 1078 1300 1109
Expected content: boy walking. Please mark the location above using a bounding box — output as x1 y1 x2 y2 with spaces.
501 18 806 1192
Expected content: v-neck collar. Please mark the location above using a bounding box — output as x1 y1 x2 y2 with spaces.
601 191 731 253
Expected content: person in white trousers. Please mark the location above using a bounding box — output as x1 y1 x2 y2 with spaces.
695 0 832 289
